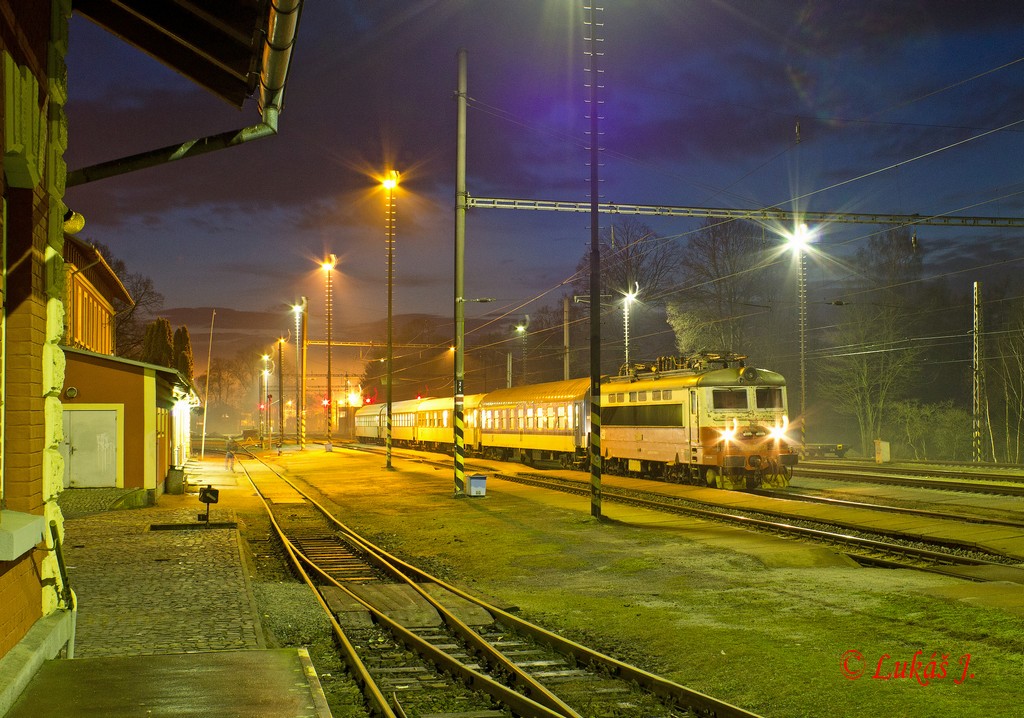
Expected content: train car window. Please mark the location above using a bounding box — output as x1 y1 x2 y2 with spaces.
652 390 661 400
638 391 647 401
603 404 683 426
629 391 637 402
443 409 449 428
664 390 672 400
756 387 784 408
713 389 748 409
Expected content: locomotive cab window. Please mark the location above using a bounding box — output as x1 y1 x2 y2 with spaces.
712 389 748 410
756 387 784 409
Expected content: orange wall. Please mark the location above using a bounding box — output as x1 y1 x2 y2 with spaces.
0 548 43 660
63 354 147 488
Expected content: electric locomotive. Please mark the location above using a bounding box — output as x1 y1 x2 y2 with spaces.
355 352 797 489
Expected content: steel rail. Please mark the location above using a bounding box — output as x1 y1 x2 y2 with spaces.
491 472 1015 567
795 467 1024 496
798 460 1024 483
236 460 397 718
748 488 1024 529
240 457 578 718
245 452 763 718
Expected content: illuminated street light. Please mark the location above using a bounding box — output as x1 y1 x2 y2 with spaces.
383 170 400 470
785 223 812 448
514 318 528 386
623 282 639 369
260 353 271 447
292 298 307 449
277 337 286 453
321 255 336 451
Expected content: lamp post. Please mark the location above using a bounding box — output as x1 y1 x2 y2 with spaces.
623 282 638 369
514 319 528 386
786 224 811 448
292 298 307 449
321 256 336 450
383 170 400 470
277 337 285 452
261 353 271 448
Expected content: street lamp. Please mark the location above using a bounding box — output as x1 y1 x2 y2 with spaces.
292 299 307 449
321 255 336 451
623 282 639 369
383 170 400 470
260 353 271 447
277 337 285 452
785 223 812 448
514 319 528 386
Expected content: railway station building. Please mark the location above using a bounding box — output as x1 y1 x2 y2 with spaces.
0 0 302 712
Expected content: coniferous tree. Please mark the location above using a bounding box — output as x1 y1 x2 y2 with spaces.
142 318 174 368
173 325 195 381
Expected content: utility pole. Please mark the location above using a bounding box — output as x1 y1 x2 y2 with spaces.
453 47 468 495
584 3 603 519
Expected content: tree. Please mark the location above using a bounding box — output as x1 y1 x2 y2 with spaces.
172 325 194 381
991 298 1024 463
817 227 926 454
570 218 682 373
884 400 970 461
88 240 164 360
141 317 174 368
665 219 785 364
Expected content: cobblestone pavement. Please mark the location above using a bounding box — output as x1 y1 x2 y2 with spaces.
58 487 141 519
63 506 264 657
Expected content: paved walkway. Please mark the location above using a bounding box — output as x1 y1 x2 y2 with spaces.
3 458 331 718
60 458 263 657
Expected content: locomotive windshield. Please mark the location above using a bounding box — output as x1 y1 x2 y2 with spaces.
755 387 784 409
712 389 748 410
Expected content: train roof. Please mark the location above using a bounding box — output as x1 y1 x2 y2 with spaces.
604 366 786 391
415 394 486 412
479 377 592 407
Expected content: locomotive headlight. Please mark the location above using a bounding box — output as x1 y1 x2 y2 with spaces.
720 418 739 443
769 416 790 440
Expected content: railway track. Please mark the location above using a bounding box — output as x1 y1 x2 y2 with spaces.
349 442 1024 575
235 452 760 718
487 470 1023 576
795 461 1024 496
748 488 1024 529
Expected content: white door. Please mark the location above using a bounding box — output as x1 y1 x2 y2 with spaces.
62 410 118 488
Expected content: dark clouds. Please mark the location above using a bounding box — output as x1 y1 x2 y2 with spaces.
63 1 1024 341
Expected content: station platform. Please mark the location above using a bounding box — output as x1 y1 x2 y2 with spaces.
2 456 331 718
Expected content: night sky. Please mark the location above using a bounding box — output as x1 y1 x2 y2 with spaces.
63 2 1024 368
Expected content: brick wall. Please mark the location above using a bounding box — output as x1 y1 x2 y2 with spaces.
0 555 44 657
0 0 71 661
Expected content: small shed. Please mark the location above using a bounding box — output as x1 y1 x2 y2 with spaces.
61 347 198 496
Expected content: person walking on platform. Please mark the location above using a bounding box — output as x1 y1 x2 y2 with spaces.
225 438 236 471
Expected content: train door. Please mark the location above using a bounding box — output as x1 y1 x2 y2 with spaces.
688 389 700 460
